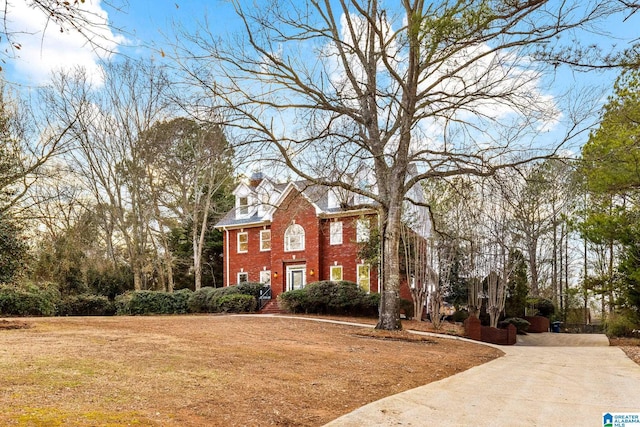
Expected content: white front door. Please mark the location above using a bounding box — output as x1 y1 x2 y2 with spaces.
286 265 306 291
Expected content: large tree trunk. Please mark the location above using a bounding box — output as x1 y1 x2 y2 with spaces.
376 203 403 330
528 239 539 296
193 219 203 291
192 167 216 291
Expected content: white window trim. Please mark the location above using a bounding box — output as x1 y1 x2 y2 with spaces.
259 270 271 285
330 221 343 245
286 265 306 291
284 223 305 252
260 229 271 251
237 232 248 253
357 263 371 292
237 272 249 283
238 196 249 217
330 265 343 282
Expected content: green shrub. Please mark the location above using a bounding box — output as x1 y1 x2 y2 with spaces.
236 282 266 300
87 266 134 300
217 293 256 313
171 289 193 314
358 292 380 317
187 285 263 313
278 289 309 313
114 292 133 315
604 313 639 337
528 297 555 318
187 287 217 313
305 281 336 313
115 290 193 315
278 281 378 317
331 282 367 314
208 287 240 312
0 282 60 316
400 298 414 319
499 317 531 334
451 309 469 323
57 294 115 316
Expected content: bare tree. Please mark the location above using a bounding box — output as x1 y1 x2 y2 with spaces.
139 118 234 291
177 0 632 330
0 0 126 62
401 223 437 322
0 78 78 215
50 60 174 290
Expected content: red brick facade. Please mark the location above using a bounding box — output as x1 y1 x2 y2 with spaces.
218 184 379 299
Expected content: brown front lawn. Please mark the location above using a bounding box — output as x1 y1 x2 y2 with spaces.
0 315 501 426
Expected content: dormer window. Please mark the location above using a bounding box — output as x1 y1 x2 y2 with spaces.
239 196 249 216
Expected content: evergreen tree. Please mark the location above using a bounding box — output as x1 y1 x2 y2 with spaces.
504 250 529 318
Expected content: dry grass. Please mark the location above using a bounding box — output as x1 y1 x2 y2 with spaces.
0 315 500 426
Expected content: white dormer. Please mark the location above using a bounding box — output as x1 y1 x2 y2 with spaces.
233 183 253 219
327 188 339 209
256 179 276 217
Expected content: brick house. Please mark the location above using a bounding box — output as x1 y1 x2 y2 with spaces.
215 173 384 300
215 172 433 307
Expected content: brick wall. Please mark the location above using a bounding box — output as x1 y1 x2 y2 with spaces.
222 189 395 297
319 215 379 292
464 316 517 345
524 316 550 333
224 226 271 286
270 189 321 298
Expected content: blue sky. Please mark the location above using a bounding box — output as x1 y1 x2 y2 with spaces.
0 1 240 87
1 1 637 89
1 0 638 139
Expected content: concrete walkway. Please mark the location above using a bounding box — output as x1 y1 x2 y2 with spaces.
325 332 640 426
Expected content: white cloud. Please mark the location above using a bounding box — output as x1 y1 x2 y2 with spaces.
3 0 126 86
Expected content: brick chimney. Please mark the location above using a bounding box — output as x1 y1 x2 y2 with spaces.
249 171 264 188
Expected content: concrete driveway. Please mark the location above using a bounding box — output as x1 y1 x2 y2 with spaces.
325 332 640 426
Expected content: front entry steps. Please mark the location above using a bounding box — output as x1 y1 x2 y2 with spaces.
259 300 285 314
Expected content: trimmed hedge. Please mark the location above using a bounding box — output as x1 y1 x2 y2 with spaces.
217 294 256 313
0 282 261 317
115 289 192 315
187 285 258 314
278 289 309 314
57 294 115 316
236 282 266 300
278 281 379 316
0 283 60 316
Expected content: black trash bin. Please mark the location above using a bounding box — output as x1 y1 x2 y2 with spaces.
551 321 562 333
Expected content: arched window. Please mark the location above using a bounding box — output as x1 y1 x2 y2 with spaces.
284 223 305 252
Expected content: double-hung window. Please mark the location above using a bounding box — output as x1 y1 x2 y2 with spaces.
330 265 343 281
237 232 248 253
330 221 343 245
238 196 249 216
260 230 271 251
357 263 370 292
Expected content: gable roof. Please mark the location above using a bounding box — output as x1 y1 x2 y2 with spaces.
214 178 376 229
